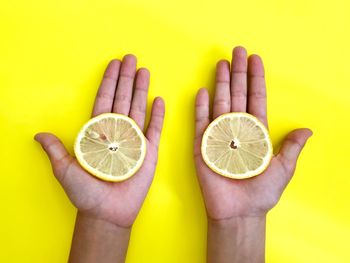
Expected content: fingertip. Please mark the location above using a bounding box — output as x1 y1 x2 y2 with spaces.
123 54 137 64
152 97 165 119
138 67 150 77
195 88 210 138
196 88 209 108
233 46 247 57
278 127 314 171
118 54 137 80
34 132 47 142
216 59 230 68
248 54 262 61
135 67 150 89
146 97 166 145
34 133 40 142
248 54 265 76
302 128 313 141
109 59 121 66
231 47 248 82
197 87 209 98
248 54 264 68
294 128 313 138
154 96 165 108
216 60 231 83
105 60 121 76
305 128 313 137
103 59 121 80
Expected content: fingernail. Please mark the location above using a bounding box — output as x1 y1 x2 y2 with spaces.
308 129 313 138
34 133 40 142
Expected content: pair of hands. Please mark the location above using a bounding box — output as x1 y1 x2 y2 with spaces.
35 46 312 230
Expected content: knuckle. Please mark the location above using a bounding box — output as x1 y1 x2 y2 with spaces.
103 74 117 81
149 123 162 132
115 94 131 103
119 73 134 81
214 98 230 107
231 87 247 97
131 103 146 115
96 92 113 101
216 80 230 86
285 138 303 150
152 110 165 118
250 89 266 99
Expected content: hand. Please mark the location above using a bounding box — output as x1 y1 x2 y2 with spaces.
35 55 165 228
194 46 312 221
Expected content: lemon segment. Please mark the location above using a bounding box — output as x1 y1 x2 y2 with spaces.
74 113 146 182
201 112 273 179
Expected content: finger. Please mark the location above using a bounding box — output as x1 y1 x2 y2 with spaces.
231 46 248 112
247 54 268 128
213 60 231 119
277 128 313 180
145 97 165 148
195 88 210 139
113 54 137 115
129 68 150 130
34 132 72 181
92 59 121 117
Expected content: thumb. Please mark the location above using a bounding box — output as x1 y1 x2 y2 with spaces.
34 132 72 178
277 128 313 178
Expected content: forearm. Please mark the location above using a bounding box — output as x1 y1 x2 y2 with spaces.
68 212 131 263
207 215 266 263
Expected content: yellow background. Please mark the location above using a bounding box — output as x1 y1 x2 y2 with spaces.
1 0 349 262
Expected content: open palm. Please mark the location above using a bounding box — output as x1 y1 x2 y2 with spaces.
35 55 165 228
194 46 312 220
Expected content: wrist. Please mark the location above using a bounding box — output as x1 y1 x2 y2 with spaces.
207 216 266 263
77 211 132 231
68 211 131 263
208 214 266 229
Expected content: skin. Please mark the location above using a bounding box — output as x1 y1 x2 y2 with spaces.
194 46 312 263
35 54 165 263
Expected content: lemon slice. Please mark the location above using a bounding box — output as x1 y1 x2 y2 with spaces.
74 113 146 182
201 112 273 179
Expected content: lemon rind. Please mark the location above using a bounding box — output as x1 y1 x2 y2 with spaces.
74 113 147 182
201 112 273 179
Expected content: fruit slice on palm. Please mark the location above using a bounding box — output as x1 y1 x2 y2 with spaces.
201 112 273 179
74 113 146 182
